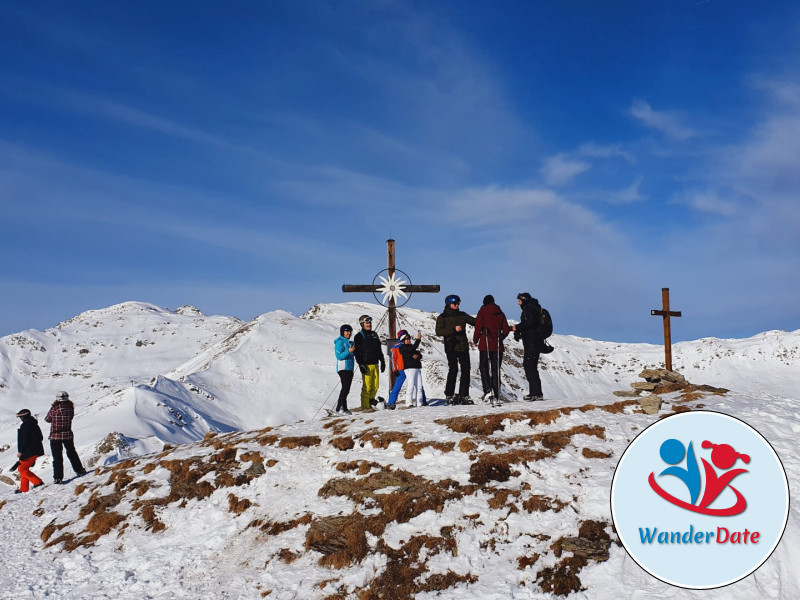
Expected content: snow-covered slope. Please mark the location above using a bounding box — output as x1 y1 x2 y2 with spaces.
1 301 798 470
0 301 798 598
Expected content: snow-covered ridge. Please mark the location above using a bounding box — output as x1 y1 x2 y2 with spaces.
1 300 798 472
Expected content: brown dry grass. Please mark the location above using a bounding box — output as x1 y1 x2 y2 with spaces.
537 555 587 596
85 511 126 536
357 429 413 450
277 549 300 563
257 434 280 446
488 488 521 510
402 440 455 459
228 493 253 515
539 520 612 595
523 495 568 513
279 436 321 449
469 453 523 484
517 553 541 570
353 535 472 599
582 448 612 459
458 438 477 453
330 436 355 451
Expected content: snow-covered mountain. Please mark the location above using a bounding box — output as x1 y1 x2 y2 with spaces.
1 301 798 599
2 300 798 471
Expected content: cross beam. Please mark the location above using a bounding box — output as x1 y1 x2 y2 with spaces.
342 239 440 385
650 287 682 372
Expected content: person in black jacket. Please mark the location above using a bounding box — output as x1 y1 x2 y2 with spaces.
15 408 45 493
398 331 426 407
353 314 386 409
511 292 545 401
435 294 476 404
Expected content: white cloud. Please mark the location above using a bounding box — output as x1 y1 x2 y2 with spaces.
578 142 636 163
540 153 591 186
607 177 645 204
628 100 696 140
671 190 740 217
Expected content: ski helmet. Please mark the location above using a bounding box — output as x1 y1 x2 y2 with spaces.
396 329 408 340
358 314 372 326
340 324 353 335
517 292 532 303
56 391 69 400
445 294 461 305
16 409 31 418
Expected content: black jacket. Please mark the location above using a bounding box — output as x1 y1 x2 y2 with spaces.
18 415 45 460
399 339 423 369
354 329 385 368
435 307 476 353
516 298 544 347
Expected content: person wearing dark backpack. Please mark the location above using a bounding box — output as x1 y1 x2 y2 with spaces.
473 295 509 403
511 292 547 401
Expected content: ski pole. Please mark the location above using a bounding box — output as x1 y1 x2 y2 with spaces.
311 379 343 421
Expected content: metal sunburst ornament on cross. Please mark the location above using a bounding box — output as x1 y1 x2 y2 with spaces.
374 269 410 307
342 240 440 386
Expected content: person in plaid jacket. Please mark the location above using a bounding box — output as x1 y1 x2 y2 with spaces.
45 391 87 483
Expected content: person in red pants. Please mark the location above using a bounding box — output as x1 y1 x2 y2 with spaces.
15 408 45 493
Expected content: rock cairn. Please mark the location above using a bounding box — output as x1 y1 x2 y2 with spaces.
613 368 728 415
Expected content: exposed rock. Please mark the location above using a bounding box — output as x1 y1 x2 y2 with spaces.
639 368 686 383
631 381 659 391
639 395 662 415
559 536 611 562
613 390 641 397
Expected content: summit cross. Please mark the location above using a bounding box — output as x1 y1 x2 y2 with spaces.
650 287 682 372
342 239 440 385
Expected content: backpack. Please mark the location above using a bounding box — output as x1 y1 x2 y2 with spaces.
390 343 404 372
540 307 553 339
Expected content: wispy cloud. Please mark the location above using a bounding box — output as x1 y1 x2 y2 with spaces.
671 190 740 216
578 142 636 163
628 100 696 140
540 153 591 186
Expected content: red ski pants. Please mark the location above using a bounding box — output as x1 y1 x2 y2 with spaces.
18 455 43 492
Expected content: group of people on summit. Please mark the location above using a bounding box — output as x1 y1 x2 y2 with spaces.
13 391 87 494
333 292 552 414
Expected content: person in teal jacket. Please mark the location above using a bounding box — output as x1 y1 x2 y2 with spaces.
334 324 355 414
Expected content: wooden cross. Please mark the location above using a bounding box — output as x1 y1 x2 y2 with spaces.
342 239 440 385
650 287 682 372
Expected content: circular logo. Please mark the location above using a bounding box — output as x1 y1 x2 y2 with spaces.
610 411 789 589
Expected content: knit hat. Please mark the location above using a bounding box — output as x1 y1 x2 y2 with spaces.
483 294 494 305
16 409 31 418
56 391 69 400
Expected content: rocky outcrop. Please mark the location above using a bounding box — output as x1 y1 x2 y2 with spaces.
613 368 728 415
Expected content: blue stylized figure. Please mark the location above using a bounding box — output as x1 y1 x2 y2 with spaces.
658 439 701 505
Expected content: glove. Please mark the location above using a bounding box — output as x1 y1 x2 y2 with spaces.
513 331 521 342
380 363 386 373
10 461 20 472
359 365 368 375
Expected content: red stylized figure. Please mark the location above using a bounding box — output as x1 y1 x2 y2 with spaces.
697 441 749 512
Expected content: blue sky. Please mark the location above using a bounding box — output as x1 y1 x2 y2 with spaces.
1 1 799 342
